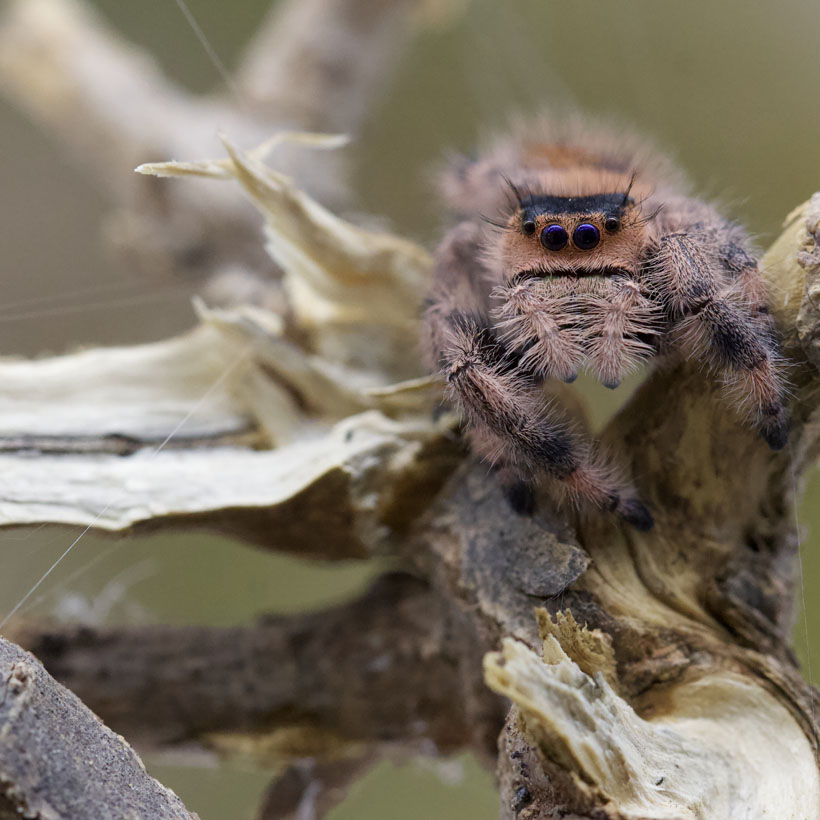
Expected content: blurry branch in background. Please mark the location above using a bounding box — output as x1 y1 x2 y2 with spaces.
12 574 500 766
0 0 437 310
2 1 820 820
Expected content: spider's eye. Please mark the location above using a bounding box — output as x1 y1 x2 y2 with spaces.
540 224 568 251
522 218 537 236
573 223 600 250
604 216 621 233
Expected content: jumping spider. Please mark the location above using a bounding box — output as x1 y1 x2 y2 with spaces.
423 116 787 531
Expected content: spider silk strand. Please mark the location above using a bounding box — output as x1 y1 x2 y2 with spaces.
0 344 253 631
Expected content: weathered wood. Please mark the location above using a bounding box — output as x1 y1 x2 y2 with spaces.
0 0 448 815
0 636 198 820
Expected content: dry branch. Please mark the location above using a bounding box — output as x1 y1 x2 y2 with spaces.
235 0 422 132
254 754 378 820
0 635 198 819
1 0 820 816
3 137 820 817
0 137 450 551
0 0 457 815
0 0 440 291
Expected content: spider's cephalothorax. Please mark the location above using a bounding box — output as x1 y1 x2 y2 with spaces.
423 117 788 531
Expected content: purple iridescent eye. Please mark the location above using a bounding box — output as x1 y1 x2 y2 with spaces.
540 224 568 251
573 223 600 250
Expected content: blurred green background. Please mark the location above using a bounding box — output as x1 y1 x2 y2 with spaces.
1 0 819 817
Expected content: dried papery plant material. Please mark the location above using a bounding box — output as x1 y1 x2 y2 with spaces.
0 138 451 540
534 608 618 689
762 193 820 367
0 409 457 552
485 625 820 819
0 299 365 453
138 133 433 379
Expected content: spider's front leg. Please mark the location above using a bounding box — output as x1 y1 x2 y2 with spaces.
439 311 652 530
423 223 654 531
648 230 788 449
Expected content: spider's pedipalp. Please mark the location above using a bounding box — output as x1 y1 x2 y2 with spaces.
491 278 585 383
583 277 660 388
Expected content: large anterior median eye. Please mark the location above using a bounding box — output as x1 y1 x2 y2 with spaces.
540 224 568 251
573 223 600 250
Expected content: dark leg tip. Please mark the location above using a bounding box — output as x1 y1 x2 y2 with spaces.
620 498 654 532
761 419 789 451
602 379 621 390
504 479 536 516
563 372 579 384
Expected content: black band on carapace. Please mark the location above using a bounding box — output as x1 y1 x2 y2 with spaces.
521 192 633 214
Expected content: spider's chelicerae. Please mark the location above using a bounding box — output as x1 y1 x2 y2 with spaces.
423 117 788 531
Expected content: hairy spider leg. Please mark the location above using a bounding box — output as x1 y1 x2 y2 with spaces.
648 230 788 449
